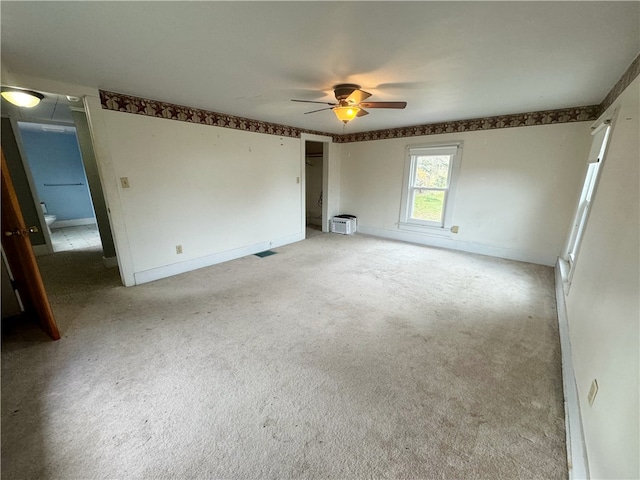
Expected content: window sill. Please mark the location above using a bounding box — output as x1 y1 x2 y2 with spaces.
398 222 453 238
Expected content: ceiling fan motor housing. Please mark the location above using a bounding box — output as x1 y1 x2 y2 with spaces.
333 84 360 102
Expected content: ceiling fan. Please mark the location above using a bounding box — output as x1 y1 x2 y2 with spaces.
292 84 407 124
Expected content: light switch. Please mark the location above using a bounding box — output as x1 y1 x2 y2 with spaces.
120 177 130 188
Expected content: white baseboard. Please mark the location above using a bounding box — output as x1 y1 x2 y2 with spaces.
32 244 52 256
51 218 95 229
555 259 590 480
133 232 305 285
357 225 556 266
102 256 118 268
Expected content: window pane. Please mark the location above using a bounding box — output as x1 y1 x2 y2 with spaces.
568 201 590 262
411 190 445 222
414 155 451 188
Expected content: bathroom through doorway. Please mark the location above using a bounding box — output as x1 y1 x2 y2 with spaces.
17 121 100 253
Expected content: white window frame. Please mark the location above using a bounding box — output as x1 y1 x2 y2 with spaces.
399 142 462 233
562 119 612 288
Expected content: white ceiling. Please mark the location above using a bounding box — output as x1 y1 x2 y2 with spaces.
2 2 638 134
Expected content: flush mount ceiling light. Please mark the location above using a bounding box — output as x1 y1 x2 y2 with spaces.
1 88 44 108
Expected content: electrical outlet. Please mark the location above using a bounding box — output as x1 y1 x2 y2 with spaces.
176 245 183 255
296 176 300 184
451 225 459 234
587 379 598 406
120 177 130 188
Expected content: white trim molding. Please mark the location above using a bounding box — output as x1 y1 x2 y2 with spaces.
357 225 556 266
133 232 304 285
301 133 334 234
555 259 590 480
399 142 463 230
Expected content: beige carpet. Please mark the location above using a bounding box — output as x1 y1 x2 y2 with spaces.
2 230 567 479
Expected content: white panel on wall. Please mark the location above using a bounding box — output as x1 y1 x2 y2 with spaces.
340 122 591 265
102 111 302 278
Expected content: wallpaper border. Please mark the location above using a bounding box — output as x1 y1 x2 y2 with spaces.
99 92 600 144
99 90 333 140
334 106 599 143
599 53 640 115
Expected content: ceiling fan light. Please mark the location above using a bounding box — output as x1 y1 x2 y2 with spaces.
1 88 44 108
333 105 360 124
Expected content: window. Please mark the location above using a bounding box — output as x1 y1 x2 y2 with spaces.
400 144 461 230
563 121 611 275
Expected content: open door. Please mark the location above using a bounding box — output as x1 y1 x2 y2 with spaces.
1 148 60 340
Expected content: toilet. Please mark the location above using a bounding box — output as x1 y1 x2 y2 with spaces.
44 214 57 235
40 202 57 235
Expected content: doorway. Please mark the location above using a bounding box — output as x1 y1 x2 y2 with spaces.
305 140 324 234
17 121 100 253
1 88 119 337
301 133 334 236
1 90 117 266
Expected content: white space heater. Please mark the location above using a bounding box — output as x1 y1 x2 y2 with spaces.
330 215 357 235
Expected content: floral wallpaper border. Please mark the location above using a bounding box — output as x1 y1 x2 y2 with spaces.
99 90 331 140
100 88 615 144
334 106 599 143
599 53 640 115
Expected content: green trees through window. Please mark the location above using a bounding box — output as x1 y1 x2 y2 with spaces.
412 190 445 222
411 155 451 223
415 156 450 188
400 144 461 229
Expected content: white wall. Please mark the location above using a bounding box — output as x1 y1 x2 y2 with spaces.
564 77 639 479
0 66 335 286
340 122 591 265
100 111 304 284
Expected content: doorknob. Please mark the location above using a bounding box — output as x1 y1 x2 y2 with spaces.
4 226 38 237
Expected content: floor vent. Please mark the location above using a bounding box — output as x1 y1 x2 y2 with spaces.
254 250 277 258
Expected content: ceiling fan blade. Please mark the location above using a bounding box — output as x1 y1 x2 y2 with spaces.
304 107 334 114
346 89 372 104
360 101 407 109
356 108 369 117
292 99 337 106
